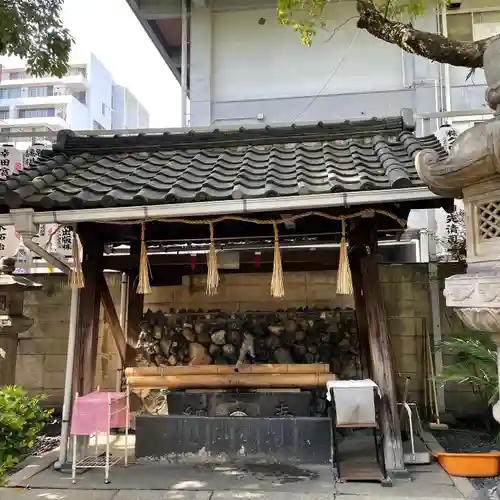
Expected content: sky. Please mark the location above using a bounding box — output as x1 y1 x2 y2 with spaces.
1 0 182 128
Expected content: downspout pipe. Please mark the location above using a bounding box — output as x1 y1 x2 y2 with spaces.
115 272 129 392
54 286 79 469
22 236 75 469
181 0 189 127
440 4 452 114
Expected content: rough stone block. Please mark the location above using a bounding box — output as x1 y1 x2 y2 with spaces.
18 337 68 356
305 283 335 301
15 354 44 389
388 317 416 338
42 370 65 390
145 286 176 305
43 354 67 372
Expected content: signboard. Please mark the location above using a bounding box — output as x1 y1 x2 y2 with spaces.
55 225 74 257
0 225 21 258
23 142 51 169
0 145 23 180
36 223 74 258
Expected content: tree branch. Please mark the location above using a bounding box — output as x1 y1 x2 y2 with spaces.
356 0 498 68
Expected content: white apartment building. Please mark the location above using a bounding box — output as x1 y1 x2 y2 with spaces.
0 52 149 148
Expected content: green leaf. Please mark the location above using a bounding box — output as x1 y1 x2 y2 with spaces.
436 335 498 407
0 385 51 475
0 0 73 77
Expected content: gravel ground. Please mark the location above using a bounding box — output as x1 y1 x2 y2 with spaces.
27 412 62 457
432 428 500 491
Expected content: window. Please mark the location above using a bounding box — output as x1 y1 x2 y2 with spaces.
18 108 56 118
7 71 27 80
72 91 87 105
93 120 105 130
101 102 106 116
447 10 500 41
67 67 87 78
0 88 22 99
0 110 9 120
27 86 54 98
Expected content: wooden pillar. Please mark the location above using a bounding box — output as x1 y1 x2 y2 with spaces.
126 238 144 366
349 219 406 475
72 224 104 395
348 252 371 379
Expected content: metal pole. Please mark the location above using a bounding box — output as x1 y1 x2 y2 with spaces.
181 0 189 127
115 273 129 392
54 287 80 469
440 6 452 114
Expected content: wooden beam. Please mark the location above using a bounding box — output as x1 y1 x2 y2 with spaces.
347 241 371 379
103 248 339 271
350 219 406 475
73 226 104 395
99 274 136 366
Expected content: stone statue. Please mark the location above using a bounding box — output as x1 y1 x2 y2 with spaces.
415 38 500 199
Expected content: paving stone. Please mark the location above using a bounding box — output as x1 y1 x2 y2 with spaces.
0 489 117 500
335 482 464 498
211 493 334 500
114 491 211 500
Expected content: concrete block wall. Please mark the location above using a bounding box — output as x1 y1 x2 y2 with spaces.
12 263 476 413
379 264 430 409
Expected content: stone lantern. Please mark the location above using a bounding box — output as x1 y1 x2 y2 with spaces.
0 257 42 386
415 38 500 423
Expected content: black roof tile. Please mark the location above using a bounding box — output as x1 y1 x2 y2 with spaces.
0 118 447 210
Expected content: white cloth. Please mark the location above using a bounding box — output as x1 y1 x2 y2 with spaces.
326 379 381 426
326 379 380 401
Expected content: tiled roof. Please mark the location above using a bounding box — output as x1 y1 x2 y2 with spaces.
0 117 447 210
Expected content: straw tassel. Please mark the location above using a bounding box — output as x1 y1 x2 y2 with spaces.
336 219 353 295
270 222 284 298
136 222 152 294
206 222 219 296
70 228 85 289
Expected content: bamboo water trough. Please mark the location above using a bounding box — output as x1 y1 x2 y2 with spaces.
125 364 337 390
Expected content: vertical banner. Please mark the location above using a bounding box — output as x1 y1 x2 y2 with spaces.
0 225 21 258
54 225 74 258
0 145 23 180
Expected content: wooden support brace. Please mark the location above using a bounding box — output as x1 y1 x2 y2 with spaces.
99 274 135 366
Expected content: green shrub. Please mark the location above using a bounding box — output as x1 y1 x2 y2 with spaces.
437 334 498 407
0 386 53 478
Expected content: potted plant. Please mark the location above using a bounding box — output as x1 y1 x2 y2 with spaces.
433 334 500 477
